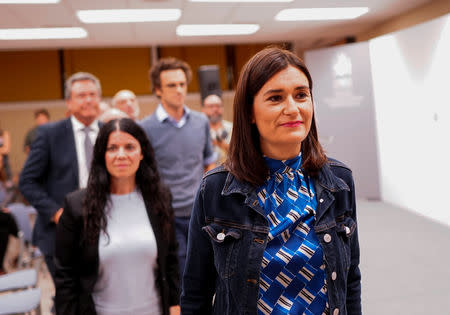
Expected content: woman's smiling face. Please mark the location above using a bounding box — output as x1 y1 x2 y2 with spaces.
252 66 313 160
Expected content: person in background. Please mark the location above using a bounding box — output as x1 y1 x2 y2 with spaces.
112 89 140 121
99 108 129 123
0 124 12 184
19 72 102 287
0 156 19 275
181 47 361 315
99 101 111 116
23 108 50 154
55 118 179 315
201 94 232 165
140 57 216 279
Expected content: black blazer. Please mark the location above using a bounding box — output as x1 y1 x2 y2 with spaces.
19 118 79 255
54 189 179 315
19 118 102 255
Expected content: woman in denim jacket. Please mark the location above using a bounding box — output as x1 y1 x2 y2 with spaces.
181 47 361 315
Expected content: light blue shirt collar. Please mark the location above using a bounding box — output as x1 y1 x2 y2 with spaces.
155 104 190 128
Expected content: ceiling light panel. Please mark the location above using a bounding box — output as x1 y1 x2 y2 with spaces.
177 24 260 36
77 9 181 24
0 0 59 3
189 0 292 2
275 7 369 21
0 27 87 40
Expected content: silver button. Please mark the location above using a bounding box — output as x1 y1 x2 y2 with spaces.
324 233 332 243
319 198 324 203
331 272 337 280
344 226 351 235
333 308 339 315
217 232 225 241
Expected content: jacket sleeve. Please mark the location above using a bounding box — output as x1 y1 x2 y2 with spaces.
180 180 216 314
346 177 362 315
19 126 60 222
54 195 82 315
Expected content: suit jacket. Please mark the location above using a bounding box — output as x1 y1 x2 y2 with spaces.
54 189 180 315
19 118 80 255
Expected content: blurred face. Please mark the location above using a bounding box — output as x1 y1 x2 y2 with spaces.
66 80 100 126
114 91 138 119
203 94 224 124
156 69 187 111
105 130 143 182
252 66 313 159
35 113 49 126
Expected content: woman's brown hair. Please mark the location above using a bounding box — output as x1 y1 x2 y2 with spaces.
225 47 327 186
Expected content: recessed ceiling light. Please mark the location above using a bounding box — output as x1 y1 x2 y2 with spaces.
275 7 369 21
77 9 181 24
190 0 292 2
0 0 59 3
177 24 260 36
0 27 87 40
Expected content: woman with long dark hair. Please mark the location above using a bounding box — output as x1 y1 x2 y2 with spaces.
55 118 180 315
181 47 361 315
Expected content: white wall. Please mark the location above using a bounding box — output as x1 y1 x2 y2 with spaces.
370 14 450 226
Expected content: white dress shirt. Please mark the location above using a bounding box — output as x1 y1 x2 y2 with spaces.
70 116 99 188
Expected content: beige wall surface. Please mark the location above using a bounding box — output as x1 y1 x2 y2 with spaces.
356 0 450 41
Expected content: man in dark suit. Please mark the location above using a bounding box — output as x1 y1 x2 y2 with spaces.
19 72 102 284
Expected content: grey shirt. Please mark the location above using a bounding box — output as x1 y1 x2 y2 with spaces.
140 105 216 217
92 191 161 315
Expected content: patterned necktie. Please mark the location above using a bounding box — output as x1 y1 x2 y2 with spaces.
83 126 93 170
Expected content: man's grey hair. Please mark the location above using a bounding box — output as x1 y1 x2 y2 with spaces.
64 72 102 100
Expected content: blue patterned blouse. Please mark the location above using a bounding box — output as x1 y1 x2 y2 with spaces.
256 153 329 315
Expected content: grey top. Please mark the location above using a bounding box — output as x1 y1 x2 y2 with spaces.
140 105 216 217
92 191 161 315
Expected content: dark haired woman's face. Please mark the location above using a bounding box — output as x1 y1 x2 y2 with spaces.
252 66 313 159
105 131 143 182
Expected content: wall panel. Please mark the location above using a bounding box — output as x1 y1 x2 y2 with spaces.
0 50 61 102
63 48 152 96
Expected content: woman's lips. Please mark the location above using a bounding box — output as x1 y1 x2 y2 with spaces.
281 121 302 127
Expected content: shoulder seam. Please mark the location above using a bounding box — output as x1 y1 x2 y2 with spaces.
203 166 228 179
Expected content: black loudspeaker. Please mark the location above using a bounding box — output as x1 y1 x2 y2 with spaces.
198 65 222 102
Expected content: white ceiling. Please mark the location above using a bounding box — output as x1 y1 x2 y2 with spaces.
0 0 433 50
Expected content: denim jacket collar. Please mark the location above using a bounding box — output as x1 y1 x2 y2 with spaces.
219 160 349 198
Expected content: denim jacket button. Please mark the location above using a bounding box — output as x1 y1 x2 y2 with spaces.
344 226 351 235
319 198 324 203
324 233 332 243
333 308 339 315
331 272 337 280
217 232 225 241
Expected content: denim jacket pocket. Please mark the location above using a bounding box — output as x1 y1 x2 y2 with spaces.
335 215 356 269
202 222 243 279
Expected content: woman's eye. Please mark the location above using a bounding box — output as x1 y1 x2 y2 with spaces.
268 95 282 102
296 92 309 100
125 144 135 151
107 146 117 152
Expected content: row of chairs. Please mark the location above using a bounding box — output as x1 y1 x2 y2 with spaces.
0 203 43 315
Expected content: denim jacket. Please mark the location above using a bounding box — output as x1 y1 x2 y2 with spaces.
181 158 361 315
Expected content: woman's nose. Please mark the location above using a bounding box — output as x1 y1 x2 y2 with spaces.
283 95 298 114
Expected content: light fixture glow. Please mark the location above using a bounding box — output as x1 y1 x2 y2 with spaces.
190 0 292 2
275 7 369 21
77 9 181 24
0 27 87 40
0 0 59 3
177 24 259 36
